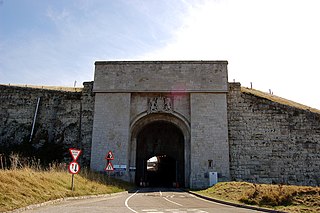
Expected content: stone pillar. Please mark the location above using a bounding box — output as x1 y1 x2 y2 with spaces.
90 93 131 181
190 93 230 189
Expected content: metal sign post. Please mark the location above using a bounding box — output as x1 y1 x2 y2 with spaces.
71 174 74 191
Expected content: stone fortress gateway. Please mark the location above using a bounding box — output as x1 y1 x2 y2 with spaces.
1 60 319 189
90 61 230 189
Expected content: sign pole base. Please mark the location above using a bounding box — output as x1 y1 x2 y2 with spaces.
71 174 74 191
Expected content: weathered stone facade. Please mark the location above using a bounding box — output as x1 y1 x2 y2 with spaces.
0 60 319 188
228 83 320 186
0 82 94 166
91 61 230 189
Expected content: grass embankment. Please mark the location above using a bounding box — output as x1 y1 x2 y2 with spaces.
194 182 320 213
241 87 320 114
0 168 133 212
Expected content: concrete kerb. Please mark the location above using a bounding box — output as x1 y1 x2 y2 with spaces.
185 190 287 213
5 191 128 213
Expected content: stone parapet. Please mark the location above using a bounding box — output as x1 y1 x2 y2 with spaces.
93 61 228 93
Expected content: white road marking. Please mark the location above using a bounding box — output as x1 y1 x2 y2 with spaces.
159 190 183 207
142 209 208 213
126 190 209 213
125 190 139 213
163 197 183 206
146 212 163 213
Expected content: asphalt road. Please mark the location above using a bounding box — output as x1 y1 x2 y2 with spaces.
22 188 263 213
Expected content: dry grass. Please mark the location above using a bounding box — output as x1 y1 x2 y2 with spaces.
0 84 83 92
0 154 133 212
241 87 320 114
195 182 320 213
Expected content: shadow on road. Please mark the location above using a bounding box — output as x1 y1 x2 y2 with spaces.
128 187 184 193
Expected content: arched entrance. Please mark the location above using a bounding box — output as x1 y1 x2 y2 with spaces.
136 121 184 187
129 113 190 188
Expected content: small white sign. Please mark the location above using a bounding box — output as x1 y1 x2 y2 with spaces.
114 165 127 171
129 167 136 171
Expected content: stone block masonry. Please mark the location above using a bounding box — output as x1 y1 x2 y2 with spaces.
93 61 228 93
90 93 131 179
92 61 229 188
190 93 230 189
228 83 320 186
1 61 319 188
0 82 94 166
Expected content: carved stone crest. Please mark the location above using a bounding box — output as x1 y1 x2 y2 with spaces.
147 97 173 114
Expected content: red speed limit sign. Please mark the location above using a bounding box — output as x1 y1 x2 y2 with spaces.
68 161 80 174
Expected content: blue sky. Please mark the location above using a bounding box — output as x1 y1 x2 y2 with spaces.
1 0 320 109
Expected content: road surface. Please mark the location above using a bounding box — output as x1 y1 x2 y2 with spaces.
23 188 263 213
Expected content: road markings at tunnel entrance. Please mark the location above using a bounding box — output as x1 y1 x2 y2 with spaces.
163 197 183 207
125 190 139 213
141 209 208 213
125 190 209 213
160 191 183 207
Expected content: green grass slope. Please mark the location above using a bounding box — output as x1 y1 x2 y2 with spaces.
0 168 133 212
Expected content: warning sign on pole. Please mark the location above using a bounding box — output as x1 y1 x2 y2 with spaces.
105 162 114 171
69 148 82 161
68 161 80 174
68 148 82 191
105 151 114 160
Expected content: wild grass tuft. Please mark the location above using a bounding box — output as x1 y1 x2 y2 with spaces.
0 153 134 212
239 183 293 206
195 182 320 213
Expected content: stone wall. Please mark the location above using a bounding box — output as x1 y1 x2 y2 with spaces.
228 83 320 186
93 61 228 93
190 93 230 188
0 82 94 166
91 61 229 188
91 92 131 176
1 80 319 187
